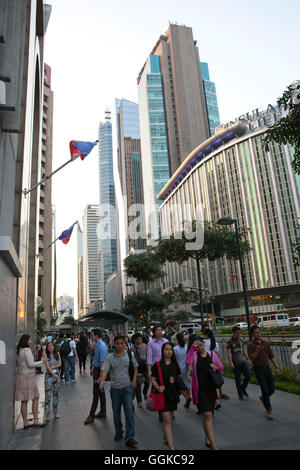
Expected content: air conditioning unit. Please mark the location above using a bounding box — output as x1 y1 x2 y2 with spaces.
0 80 6 104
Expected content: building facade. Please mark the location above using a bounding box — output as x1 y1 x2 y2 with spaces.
116 98 145 253
200 62 221 136
138 23 211 239
37 63 53 329
0 0 51 449
158 105 300 320
82 205 102 314
77 223 84 318
98 112 118 292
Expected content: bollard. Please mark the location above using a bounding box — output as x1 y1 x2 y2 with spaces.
281 329 286 342
267 328 271 343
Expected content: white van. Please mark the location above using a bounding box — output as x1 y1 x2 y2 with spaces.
257 313 289 328
179 322 202 334
289 317 300 326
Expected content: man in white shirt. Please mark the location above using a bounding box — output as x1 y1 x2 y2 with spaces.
61 336 78 384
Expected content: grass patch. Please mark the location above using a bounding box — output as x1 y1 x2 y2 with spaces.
223 363 300 396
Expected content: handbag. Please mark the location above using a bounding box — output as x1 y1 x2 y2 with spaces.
137 373 146 385
208 352 224 388
146 362 165 412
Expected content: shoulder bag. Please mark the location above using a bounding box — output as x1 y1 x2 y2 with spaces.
208 352 224 388
146 362 165 412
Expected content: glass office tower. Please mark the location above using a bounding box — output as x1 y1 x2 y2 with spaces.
200 62 221 136
116 98 145 252
98 112 118 284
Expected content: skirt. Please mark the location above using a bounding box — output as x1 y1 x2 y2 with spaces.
15 373 40 402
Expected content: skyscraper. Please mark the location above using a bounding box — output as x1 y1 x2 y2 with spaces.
116 98 145 253
82 205 102 313
200 62 221 136
38 63 53 329
98 111 118 291
138 23 211 239
77 222 84 318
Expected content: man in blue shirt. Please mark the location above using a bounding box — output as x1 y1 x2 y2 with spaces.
84 329 108 424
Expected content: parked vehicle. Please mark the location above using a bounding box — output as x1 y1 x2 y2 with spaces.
257 313 290 328
293 321 300 327
179 322 202 334
289 317 300 326
233 322 248 329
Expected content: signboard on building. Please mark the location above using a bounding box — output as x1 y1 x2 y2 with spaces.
223 104 284 133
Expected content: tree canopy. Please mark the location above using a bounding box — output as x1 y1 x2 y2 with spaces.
124 248 164 293
263 80 300 174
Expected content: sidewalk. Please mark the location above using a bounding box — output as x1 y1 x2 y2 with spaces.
8 369 300 450
7 372 45 450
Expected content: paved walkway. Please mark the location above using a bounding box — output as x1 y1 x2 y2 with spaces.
8 367 300 450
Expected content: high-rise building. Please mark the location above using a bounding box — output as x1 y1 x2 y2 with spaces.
82 205 102 313
200 62 220 136
0 0 51 449
98 111 118 291
37 63 53 329
116 98 145 253
77 223 84 318
158 104 300 321
138 23 211 238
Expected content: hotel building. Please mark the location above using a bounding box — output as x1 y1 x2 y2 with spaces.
158 105 300 320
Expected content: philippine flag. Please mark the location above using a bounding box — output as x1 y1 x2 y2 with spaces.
229 274 237 280
58 223 76 245
69 140 98 161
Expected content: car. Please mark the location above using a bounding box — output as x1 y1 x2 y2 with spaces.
289 317 300 326
179 322 202 334
233 322 248 329
293 321 300 327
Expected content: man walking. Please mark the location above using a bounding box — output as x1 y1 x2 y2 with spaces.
147 325 169 378
147 325 169 422
60 334 78 384
84 329 108 424
227 326 251 400
247 325 280 419
99 336 138 448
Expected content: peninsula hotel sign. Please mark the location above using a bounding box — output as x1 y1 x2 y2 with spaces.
223 104 283 133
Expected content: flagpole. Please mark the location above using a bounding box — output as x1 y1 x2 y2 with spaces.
36 221 78 257
23 159 73 197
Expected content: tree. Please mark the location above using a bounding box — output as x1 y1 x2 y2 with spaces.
156 221 252 326
122 292 170 328
124 248 165 294
263 80 300 174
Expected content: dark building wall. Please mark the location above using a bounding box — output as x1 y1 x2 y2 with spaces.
0 0 46 449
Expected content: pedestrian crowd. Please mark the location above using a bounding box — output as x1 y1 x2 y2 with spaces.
14 323 281 449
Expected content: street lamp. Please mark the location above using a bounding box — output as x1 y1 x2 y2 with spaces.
217 217 252 341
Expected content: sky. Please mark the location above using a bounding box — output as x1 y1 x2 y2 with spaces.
44 0 300 317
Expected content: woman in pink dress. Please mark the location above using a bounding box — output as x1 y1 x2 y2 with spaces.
186 337 223 450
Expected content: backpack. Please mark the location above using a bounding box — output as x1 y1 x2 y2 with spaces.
60 339 72 357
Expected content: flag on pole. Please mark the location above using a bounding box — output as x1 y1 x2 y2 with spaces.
58 223 76 245
69 140 98 161
229 274 237 280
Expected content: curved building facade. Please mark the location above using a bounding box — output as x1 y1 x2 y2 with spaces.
158 105 300 319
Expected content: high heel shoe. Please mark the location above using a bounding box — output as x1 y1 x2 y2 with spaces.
205 440 211 448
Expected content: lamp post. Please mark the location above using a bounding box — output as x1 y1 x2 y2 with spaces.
217 217 252 341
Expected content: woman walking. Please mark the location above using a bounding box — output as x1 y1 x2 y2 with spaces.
15 335 47 429
186 337 223 450
131 333 150 406
204 329 229 407
77 332 89 374
44 342 61 420
173 333 192 408
151 342 187 450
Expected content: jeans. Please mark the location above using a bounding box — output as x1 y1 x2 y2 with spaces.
110 385 135 440
135 373 150 403
79 354 87 371
253 366 275 411
233 361 251 397
64 356 75 382
45 374 60 414
89 367 106 416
